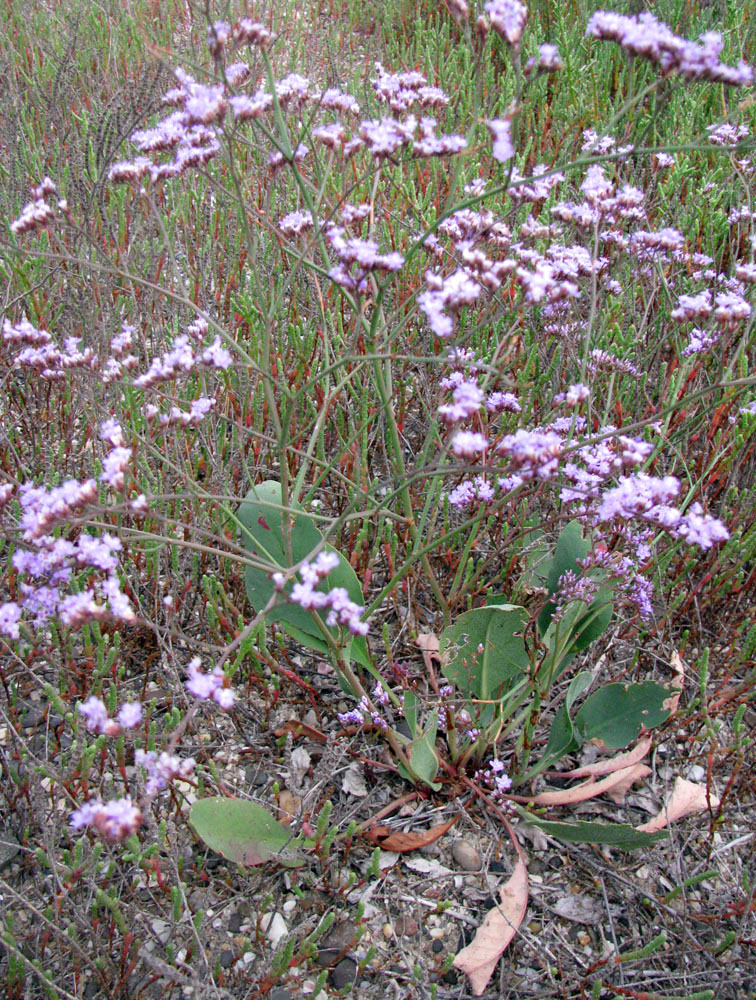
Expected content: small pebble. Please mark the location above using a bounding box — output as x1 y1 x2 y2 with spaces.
220 949 234 969
432 939 443 954
228 911 243 933
452 838 481 871
261 912 288 947
394 916 418 937
330 957 358 990
150 919 171 945
269 989 291 1000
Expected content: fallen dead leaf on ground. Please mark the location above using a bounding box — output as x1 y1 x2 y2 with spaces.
453 858 528 995
364 815 457 852
417 632 441 672
558 736 652 779
606 764 652 804
524 763 650 806
663 651 685 715
277 790 300 824
637 776 720 833
341 762 368 797
274 719 328 744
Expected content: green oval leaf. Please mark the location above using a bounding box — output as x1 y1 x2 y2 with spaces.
573 681 670 749
189 797 307 868
537 521 612 649
440 602 529 703
238 481 370 667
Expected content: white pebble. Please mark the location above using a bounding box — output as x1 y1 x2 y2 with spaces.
261 911 288 947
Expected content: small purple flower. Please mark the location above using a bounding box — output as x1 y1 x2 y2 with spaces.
185 657 236 710
200 336 233 369
438 380 484 423
100 447 132 491
537 44 562 71
0 602 21 640
117 702 143 729
485 0 527 46
451 431 489 458
70 796 142 842
498 428 564 479
229 91 273 120
676 504 729 549
136 749 195 794
319 88 360 114
586 11 753 87
235 19 273 48
488 118 514 163
78 696 111 733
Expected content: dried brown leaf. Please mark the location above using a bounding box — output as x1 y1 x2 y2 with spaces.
277 790 300 825
558 737 652 779
663 651 685 715
636 776 719 833
528 764 650 806
417 632 441 673
274 720 328 744
364 815 458 852
606 764 652 804
453 858 528 995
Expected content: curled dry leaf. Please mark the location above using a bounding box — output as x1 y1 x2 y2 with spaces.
274 719 328 744
277 790 300 824
364 814 458 852
341 762 368 798
524 763 650 806
606 764 652 804
637 776 720 833
558 736 652 779
453 858 528 995
417 632 441 672
663 651 685 715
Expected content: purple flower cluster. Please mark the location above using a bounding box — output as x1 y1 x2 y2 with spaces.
337 694 387 730
475 756 513 800
488 119 514 163
325 224 405 293
586 11 753 87
372 62 450 113
134 331 231 389
0 602 22 640
551 569 600 621
595 474 729 549
274 551 368 636
107 36 467 194
484 0 527 47
70 797 143 843
78 695 142 735
2 319 97 381
135 749 196 795
1 479 135 631
419 268 483 338
3 313 229 394
185 656 236 710
10 177 68 235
